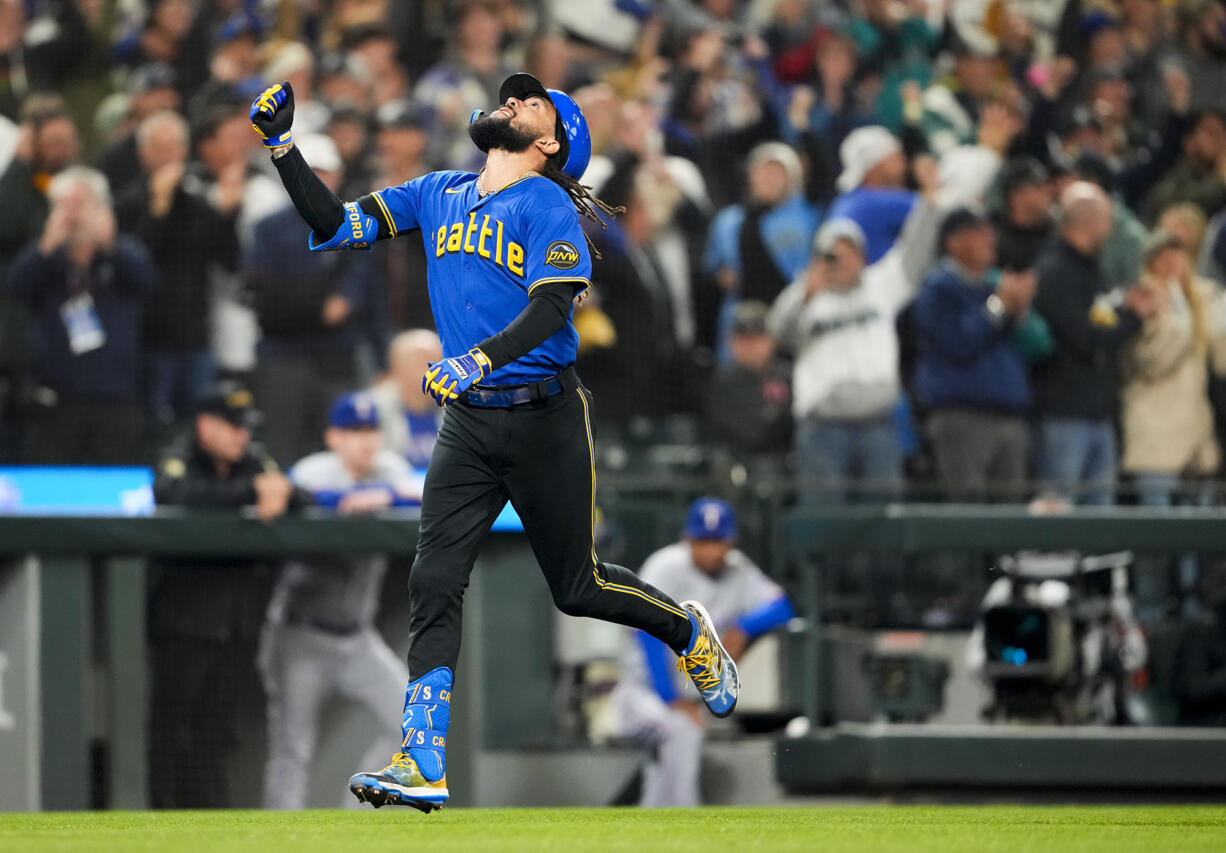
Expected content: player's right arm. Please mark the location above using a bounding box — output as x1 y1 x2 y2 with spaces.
251 81 420 252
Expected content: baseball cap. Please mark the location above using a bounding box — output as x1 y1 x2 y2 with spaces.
295 133 342 173
731 300 770 336
329 391 380 430
813 217 867 256
1000 158 1049 200
216 11 263 45
197 381 261 429
938 206 991 251
684 498 737 541
127 62 176 95
836 126 901 193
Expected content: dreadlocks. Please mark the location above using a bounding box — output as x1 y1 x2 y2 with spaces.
541 161 624 259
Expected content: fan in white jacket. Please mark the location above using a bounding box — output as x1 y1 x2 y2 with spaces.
769 143 1004 500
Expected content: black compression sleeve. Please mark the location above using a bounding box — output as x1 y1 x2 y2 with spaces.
475 282 578 369
271 144 345 239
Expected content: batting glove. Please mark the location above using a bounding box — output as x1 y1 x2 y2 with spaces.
423 348 492 406
250 81 295 149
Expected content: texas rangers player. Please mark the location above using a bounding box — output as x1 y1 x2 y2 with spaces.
611 498 794 807
250 73 740 812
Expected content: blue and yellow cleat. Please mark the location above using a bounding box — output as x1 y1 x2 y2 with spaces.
677 600 740 718
351 666 453 812
348 753 448 813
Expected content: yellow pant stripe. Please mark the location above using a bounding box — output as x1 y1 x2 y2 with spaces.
575 389 686 621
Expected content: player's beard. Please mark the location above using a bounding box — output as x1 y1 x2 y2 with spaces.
469 113 540 154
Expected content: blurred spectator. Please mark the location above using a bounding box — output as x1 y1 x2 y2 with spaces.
921 41 999 156
826 126 914 263
116 110 239 433
1119 232 1219 506
187 10 266 116
703 141 818 348
413 2 508 170
703 301 792 468
7 166 153 464
588 98 714 349
1119 0 1172 129
0 98 80 461
259 391 418 810
993 158 1054 273
1032 181 1160 505
1171 0 1226 113
609 498 793 807
94 62 182 199
913 208 1045 502
780 25 876 167
580 179 687 420
112 0 210 101
1173 563 1226 726
0 98 79 274
769 218 912 503
327 103 375 201
345 23 410 110
371 329 444 470
316 51 376 113
245 133 382 467
188 102 285 379
149 380 307 808
844 0 939 132
372 102 434 331
0 0 92 110
1072 151 1148 291
658 24 778 209
1140 109 1226 226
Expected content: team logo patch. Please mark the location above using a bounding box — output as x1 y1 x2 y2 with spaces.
545 241 580 270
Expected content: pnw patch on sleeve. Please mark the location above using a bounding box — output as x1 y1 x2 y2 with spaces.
544 240 580 270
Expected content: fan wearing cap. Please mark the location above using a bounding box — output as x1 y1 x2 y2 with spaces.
609 498 794 807
768 159 948 503
825 126 916 263
258 391 420 809
251 72 741 812
149 380 309 808
912 207 1044 501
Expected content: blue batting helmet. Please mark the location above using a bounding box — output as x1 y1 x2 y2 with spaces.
474 72 592 180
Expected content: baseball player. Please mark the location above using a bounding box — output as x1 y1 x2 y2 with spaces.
610 498 794 807
250 74 740 812
259 391 420 809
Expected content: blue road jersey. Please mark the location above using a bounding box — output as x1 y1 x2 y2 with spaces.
368 171 591 386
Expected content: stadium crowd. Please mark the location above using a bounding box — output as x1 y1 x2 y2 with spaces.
5 0 1226 505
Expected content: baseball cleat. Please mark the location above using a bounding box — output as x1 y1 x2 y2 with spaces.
676 600 739 718
348 753 448 812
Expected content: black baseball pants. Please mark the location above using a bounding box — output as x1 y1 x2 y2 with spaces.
406 373 693 679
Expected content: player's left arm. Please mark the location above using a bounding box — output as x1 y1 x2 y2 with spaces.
734 564 796 640
423 204 591 404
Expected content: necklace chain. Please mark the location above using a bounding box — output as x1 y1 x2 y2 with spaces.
476 170 540 198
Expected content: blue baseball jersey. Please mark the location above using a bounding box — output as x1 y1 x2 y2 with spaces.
369 171 591 386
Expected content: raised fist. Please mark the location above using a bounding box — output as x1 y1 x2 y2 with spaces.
250 81 295 149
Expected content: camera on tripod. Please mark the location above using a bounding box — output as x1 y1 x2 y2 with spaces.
967 551 1148 724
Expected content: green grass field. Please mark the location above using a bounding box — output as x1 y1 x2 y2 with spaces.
2 806 1225 853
